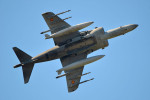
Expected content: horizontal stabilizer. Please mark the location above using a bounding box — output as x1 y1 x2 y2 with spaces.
14 64 22 68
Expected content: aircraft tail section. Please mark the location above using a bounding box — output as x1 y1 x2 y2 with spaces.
13 47 34 83
13 47 32 63
22 63 34 83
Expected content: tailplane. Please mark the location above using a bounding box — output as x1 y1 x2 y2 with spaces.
13 47 34 84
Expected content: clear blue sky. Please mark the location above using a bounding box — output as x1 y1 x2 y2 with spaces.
0 0 150 100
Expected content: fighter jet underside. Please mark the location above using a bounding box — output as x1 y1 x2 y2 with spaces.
13 10 138 92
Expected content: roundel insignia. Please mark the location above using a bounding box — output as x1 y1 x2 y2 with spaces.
50 18 54 21
71 80 75 84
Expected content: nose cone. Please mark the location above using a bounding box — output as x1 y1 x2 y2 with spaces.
128 24 138 29
86 21 94 26
132 24 138 29
89 21 94 24
124 24 138 31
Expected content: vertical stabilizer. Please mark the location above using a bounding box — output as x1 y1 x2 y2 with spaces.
13 47 34 84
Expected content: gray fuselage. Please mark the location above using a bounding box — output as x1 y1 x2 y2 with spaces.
32 24 138 64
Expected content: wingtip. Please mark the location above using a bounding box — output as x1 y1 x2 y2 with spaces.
12 47 17 50
24 78 30 84
68 85 79 93
101 55 105 57
24 81 28 84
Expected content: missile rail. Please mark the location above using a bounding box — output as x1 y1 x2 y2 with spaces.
69 78 94 88
56 72 91 79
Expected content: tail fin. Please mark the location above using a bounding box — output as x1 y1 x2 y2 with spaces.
13 47 34 84
22 63 34 83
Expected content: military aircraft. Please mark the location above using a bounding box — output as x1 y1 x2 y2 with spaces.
13 10 138 92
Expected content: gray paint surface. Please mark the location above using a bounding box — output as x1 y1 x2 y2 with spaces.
13 11 138 92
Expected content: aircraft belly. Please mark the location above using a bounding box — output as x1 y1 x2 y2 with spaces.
65 37 96 55
13 9 138 93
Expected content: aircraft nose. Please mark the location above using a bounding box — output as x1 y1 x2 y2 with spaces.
131 24 138 30
126 24 138 31
133 24 138 29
